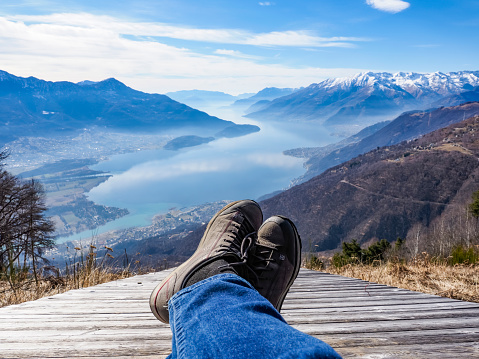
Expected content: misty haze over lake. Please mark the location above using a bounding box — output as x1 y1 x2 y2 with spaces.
59 108 338 242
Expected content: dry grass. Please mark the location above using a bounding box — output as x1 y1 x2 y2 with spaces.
0 267 132 308
0 244 150 308
324 259 479 303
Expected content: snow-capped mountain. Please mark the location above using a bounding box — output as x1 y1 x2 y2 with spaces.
320 71 479 95
246 71 479 128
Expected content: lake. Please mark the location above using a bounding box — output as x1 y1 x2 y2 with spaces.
58 107 338 243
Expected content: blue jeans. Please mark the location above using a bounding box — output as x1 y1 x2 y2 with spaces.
166 273 342 359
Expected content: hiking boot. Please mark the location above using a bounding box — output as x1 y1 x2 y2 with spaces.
149 199 263 323
248 216 301 312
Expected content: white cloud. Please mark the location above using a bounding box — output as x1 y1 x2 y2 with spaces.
259 2 274 6
9 13 368 48
245 30 367 48
214 49 260 59
366 0 410 13
0 13 368 94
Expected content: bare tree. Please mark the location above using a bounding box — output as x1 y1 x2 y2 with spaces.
22 180 55 283
0 154 55 282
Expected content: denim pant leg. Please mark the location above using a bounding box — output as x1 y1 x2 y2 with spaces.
166 273 342 359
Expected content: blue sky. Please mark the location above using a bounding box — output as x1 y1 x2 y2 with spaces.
1 0 478 94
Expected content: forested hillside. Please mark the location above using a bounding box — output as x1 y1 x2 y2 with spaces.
261 115 479 250
294 102 479 183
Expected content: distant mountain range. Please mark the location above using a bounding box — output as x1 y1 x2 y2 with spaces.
165 87 299 114
432 86 479 107
231 87 299 112
165 90 247 109
246 71 479 129
261 112 479 250
0 71 245 144
289 101 479 183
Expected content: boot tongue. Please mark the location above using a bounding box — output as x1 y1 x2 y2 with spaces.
233 211 258 239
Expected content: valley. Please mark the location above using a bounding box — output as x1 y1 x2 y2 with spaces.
6 130 175 238
2 69 479 268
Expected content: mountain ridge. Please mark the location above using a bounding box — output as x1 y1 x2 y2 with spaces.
246 71 479 130
233 87 299 111
293 102 479 183
0 70 238 144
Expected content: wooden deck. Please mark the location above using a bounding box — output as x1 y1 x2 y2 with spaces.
2 268 479 358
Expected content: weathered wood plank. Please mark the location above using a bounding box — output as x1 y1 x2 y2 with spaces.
1 268 478 359
336 342 479 358
2 323 479 344
281 298 466 310
1 341 172 358
292 317 479 334
4 307 479 332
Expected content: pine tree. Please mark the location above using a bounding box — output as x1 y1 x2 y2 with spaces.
468 190 479 218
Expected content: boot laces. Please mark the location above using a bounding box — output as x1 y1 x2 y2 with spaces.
217 219 255 257
220 227 280 289
248 245 280 289
218 220 259 281
217 216 280 287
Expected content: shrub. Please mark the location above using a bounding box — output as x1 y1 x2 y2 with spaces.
332 239 391 268
362 239 391 264
395 237 405 251
469 190 479 218
449 245 479 265
332 239 361 268
304 256 324 270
